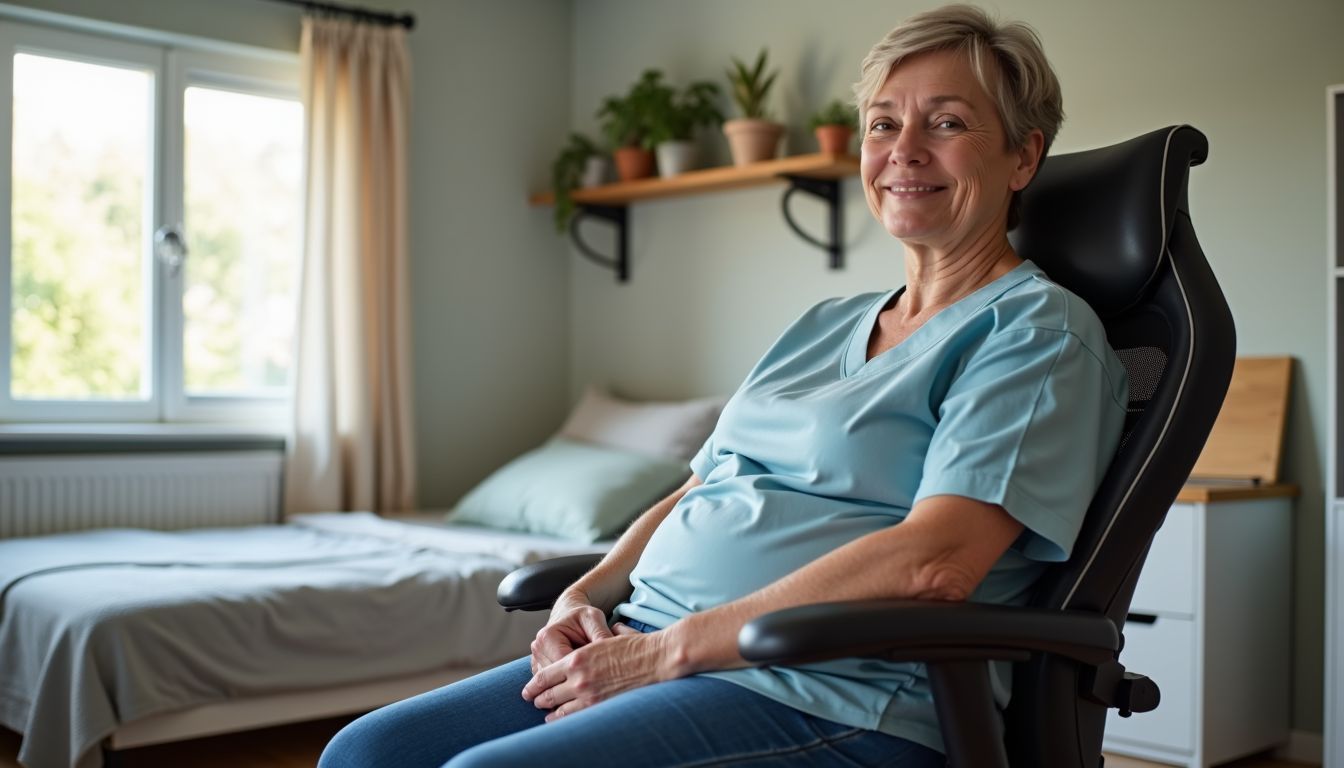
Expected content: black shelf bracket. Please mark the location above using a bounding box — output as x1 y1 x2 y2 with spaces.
779 175 844 270
569 204 629 282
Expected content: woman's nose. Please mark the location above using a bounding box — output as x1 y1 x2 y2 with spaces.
892 127 928 166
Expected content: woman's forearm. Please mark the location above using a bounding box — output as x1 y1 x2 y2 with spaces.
564 474 702 614
657 525 926 676
663 494 1025 675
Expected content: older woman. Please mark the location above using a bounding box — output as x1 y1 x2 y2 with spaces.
320 5 1127 767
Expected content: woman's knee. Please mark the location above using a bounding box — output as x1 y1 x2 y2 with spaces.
318 658 540 768
317 711 396 768
442 738 533 768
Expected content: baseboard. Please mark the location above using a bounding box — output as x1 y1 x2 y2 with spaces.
1273 730 1324 764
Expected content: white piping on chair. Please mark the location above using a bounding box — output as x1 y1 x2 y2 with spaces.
1062 126 1197 609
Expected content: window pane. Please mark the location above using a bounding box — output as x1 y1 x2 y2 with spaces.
10 53 152 400
183 86 302 398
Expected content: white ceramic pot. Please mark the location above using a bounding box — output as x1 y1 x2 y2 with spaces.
655 140 699 177
580 155 609 188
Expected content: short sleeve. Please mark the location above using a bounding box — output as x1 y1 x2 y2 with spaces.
913 327 1126 562
690 432 718 479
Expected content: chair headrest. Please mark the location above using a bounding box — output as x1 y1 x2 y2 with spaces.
1009 125 1209 319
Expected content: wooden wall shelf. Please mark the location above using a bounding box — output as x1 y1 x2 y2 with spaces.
529 153 859 207
529 153 861 282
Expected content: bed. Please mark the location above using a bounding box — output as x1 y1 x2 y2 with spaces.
0 387 723 768
0 513 610 768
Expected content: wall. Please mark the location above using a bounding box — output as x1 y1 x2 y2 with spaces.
0 0 575 509
372 0 574 508
570 0 1344 735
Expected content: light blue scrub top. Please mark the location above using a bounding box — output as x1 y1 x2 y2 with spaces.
613 260 1129 755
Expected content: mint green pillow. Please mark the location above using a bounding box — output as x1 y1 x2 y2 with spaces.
446 438 689 542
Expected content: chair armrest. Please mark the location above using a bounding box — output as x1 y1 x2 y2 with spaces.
496 554 605 612
738 599 1118 666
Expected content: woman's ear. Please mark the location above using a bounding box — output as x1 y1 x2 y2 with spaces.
1009 129 1046 191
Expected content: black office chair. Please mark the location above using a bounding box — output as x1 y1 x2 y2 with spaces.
498 125 1235 768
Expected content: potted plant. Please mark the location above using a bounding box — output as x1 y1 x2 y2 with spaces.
597 69 667 182
647 80 723 177
551 132 606 232
723 48 784 166
809 99 857 155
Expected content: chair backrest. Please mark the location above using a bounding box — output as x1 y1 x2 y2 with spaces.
1003 125 1236 765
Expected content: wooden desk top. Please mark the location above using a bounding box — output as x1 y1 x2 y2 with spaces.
1175 482 1299 503
1191 357 1292 484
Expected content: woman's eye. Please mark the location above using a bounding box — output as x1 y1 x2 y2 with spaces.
934 118 963 130
870 120 896 133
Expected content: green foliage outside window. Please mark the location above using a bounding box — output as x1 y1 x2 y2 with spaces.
11 135 145 399
9 66 300 403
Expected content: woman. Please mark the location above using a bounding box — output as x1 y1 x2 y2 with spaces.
321 5 1128 766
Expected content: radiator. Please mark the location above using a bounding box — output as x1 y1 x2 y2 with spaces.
0 451 283 538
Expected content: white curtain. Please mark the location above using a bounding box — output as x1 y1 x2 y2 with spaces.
285 16 416 515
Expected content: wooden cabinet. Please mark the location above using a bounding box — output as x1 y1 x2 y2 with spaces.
1102 486 1294 767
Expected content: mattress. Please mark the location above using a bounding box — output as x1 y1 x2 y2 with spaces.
0 513 609 768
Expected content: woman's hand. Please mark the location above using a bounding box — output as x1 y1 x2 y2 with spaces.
522 623 682 722
529 594 614 674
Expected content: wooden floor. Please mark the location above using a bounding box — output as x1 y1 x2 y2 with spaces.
1104 757 1311 768
0 720 1318 768
0 717 353 768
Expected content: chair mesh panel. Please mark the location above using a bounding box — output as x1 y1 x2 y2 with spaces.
1112 346 1169 450
1114 347 1167 402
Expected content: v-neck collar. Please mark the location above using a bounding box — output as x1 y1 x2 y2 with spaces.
842 260 1042 377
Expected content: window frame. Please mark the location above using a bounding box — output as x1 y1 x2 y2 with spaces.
0 22 164 422
163 49 301 424
0 15 302 425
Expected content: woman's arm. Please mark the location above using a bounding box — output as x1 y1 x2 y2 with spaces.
666 493 1024 673
528 474 701 672
523 493 1023 719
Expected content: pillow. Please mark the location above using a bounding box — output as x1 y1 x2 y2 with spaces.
559 386 724 461
445 438 689 542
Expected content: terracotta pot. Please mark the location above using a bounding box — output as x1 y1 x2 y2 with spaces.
613 147 656 181
723 118 784 166
655 140 698 177
814 125 853 155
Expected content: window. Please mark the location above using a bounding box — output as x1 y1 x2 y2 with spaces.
0 20 302 423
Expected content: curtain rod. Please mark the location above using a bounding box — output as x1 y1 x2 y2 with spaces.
267 0 415 30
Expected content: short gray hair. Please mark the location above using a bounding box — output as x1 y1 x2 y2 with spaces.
853 5 1064 227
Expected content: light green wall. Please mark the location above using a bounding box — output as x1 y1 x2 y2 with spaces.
569 0 1344 734
1 0 576 511
0 0 300 49
379 0 573 510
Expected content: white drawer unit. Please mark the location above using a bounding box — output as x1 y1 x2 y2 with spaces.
1102 492 1293 767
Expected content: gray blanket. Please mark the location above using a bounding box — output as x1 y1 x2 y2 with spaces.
0 514 604 768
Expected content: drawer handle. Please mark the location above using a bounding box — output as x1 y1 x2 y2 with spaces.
1125 612 1158 624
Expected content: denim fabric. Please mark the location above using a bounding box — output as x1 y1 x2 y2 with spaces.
620 617 661 633
318 656 945 768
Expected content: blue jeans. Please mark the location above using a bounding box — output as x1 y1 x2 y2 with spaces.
318 655 944 767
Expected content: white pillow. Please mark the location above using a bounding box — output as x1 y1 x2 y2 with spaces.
446 438 688 542
559 387 724 462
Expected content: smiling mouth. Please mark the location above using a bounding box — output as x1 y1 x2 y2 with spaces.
885 185 943 193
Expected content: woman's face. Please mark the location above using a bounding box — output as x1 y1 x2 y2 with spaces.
860 49 1041 251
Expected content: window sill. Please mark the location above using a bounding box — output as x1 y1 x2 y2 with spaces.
0 423 286 455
